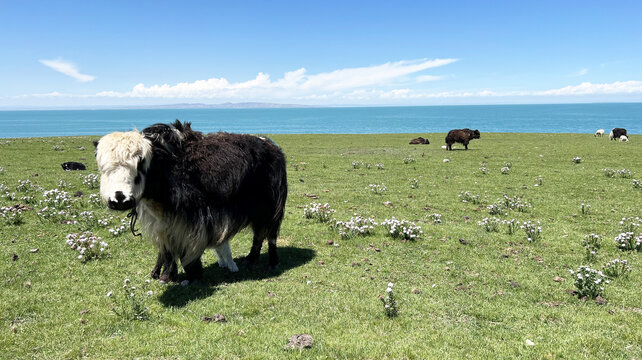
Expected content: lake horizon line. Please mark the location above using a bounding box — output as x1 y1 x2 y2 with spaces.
1 103 640 138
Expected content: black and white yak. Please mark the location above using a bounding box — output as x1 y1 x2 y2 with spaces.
95 121 288 283
609 128 627 140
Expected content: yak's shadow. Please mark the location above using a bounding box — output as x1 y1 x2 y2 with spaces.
158 246 315 308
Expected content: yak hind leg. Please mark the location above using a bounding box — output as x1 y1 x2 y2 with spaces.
245 211 282 270
214 242 238 272
265 223 280 270
268 237 279 270
214 245 229 268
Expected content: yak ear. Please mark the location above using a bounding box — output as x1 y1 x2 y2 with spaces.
93 140 99 148
172 119 184 132
141 123 183 156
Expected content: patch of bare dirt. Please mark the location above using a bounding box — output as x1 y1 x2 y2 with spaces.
285 334 314 350
201 314 227 323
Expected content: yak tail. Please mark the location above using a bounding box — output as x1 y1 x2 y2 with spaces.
271 157 288 226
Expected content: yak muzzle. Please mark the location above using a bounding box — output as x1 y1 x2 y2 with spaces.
107 191 136 211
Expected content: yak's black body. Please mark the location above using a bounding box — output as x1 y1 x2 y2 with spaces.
445 128 480 150
61 161 86 171
139 121 288 282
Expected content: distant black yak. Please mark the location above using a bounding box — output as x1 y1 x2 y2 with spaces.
95 120 288 283
445 128 480 150
61 162 86 171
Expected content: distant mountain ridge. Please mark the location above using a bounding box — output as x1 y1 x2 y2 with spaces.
138 102 310 109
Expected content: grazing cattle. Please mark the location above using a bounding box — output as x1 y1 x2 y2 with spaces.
445 128 480 150
610 128 627 140
620 135 629 142
95 120 288 283
594 129 604 137
409 137 430 145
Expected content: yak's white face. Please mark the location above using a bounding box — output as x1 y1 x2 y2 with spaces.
95 131 152 210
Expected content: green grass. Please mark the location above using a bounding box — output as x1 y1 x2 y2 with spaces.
0 133 641 359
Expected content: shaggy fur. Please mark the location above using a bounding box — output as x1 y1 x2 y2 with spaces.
95 121 288 282
445 128 480 150
610 128 627 140
409 137 430 145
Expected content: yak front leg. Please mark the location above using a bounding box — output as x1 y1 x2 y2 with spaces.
159 251 178 283
183 257 204 283
215 241 239 272
151 252 164 279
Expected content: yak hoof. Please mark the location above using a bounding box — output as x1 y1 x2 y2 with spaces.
159 273 176 283
151 270 160 279
227 261 239 272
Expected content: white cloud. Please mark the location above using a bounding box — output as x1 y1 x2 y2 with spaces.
96 58 457 98
374 81 642 100
39 58 95 82
11 79 642 106
534 81 642 96
11 58 642 106
295 58 456 91
13 79 642 103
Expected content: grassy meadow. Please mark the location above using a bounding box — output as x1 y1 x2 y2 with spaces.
1 132 641 359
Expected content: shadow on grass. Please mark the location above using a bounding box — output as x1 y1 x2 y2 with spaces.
158 246 315 308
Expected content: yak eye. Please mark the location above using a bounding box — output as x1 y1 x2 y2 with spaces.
137 158 147 174
134 174 142 185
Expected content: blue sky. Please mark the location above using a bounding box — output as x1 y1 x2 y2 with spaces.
2 0 642 107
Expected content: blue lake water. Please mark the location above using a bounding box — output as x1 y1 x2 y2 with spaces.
0 103 640 138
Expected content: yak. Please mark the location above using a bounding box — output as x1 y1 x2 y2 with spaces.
445 128 480 150
609 128 627 140
95 120 288 283
409 137 430 145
